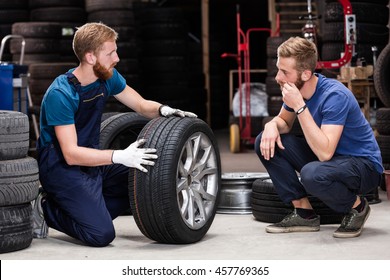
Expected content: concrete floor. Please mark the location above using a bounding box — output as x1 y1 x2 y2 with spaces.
2 129 390 260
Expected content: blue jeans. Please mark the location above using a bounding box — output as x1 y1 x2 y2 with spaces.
255 132 381 213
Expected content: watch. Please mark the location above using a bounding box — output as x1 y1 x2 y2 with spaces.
296 104 307 115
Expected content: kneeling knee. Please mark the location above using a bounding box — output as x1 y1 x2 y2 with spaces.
85 228 115 247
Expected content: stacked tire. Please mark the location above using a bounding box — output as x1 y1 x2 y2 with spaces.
0 111 40 254
0 0 30 62
374 42 390 191
11 21 62 65
29 0 86 64
251 176 380 225
134 3 207 122
251 177 344 224
376 108 390 190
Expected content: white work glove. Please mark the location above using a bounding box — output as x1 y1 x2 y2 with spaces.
111 139 157 173
159 105 197 118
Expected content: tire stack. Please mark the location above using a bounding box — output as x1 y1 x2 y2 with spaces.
0 0 30 62
133 2 207 121
374 41 390 192
0 110 40 254
375 108 390 191
85 0 139 113
10 0 86 65
251 177 344 225
320 0 389 75
11 22 62 65
251 176 381 225
29 0 86 64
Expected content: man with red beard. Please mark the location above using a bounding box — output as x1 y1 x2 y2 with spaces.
255 37 383 238
33 22 196 246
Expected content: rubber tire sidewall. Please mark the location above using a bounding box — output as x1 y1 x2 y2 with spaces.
131 117 221 244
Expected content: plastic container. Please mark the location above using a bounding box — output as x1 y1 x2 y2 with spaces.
0 64 14 110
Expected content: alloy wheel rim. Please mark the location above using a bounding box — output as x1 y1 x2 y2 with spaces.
176 132 219 230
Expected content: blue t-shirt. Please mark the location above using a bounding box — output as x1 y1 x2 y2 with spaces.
283 74 383 173
39 68 126 148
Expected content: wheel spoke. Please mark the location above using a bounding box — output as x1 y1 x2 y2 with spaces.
190 134 201 170
179 188 189 216
194 145 212 172
183 141 194 171
187 195 195 227
178 160 188 178
196 186 216 202
194 167 217 181
177 177 187 193
193 191 206 220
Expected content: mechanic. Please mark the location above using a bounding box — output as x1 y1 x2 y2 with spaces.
32 22 197 247
255 36 383 238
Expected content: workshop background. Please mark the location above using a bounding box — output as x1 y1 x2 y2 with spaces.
1 0 390 260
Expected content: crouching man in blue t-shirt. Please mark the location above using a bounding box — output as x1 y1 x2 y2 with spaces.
31 22 197 246
255 37 383 238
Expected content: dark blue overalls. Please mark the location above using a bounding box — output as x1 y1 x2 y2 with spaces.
38 73 130 247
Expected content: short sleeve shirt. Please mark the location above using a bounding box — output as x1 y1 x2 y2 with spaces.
283 74 383 173
39 68 126 148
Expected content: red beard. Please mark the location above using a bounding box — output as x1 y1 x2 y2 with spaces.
93 62 115 80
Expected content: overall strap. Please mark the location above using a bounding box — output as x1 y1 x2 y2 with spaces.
65 72 82 92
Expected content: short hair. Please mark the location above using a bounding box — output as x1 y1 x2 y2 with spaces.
73 22 118 62
277 37 318 74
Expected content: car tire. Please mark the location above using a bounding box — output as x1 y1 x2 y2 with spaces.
130 117 221 244
0 203 32 254
0 157 39 206
0 111 29 160
99 112 149 150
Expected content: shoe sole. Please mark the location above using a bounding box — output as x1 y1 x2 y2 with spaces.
266 226 320 233
333 206 371 238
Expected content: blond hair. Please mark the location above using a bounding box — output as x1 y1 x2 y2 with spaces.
277 37 318 74
73 22 118 62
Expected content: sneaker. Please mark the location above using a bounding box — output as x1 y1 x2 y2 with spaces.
266 209 320 233
31 188 48 238
333 198 370 238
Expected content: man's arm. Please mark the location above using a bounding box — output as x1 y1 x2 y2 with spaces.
271 106 296 134
114 85 161 119
296 108 343 161
55 124 114 166
281 81 344 162
260 106 295 160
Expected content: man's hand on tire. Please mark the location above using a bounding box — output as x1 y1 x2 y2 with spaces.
159 105 197 118
112 139 157 173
